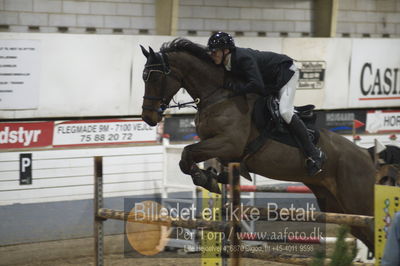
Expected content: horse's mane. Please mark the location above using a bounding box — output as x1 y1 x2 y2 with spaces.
160 38 213 63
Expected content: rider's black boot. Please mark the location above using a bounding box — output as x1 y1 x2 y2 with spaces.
288 115 326 176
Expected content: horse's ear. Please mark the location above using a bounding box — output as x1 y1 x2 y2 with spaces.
140 45 149 58
149 46 156 57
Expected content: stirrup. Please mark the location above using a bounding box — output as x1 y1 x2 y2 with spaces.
305 156 316 164
306 158 323 176
305 150 326 176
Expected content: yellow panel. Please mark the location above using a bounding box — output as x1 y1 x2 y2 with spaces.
374 185 400 266
200 186 224 266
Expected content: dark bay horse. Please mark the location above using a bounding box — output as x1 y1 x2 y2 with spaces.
139 39 376 251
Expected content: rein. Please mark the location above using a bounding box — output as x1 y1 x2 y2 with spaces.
165 98 200 111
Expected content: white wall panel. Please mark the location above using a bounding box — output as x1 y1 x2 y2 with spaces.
320 39 353 109
283 38 351 109
0 145 164 205
163 145 193 189
0 33 132 117
1 175 92 190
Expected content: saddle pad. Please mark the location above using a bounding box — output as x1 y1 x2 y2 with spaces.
252 97 320 148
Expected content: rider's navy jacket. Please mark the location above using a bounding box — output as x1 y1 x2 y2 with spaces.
230 47 294 96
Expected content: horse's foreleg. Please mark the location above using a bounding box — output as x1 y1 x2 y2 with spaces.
179 136 244 174
179 136 245 193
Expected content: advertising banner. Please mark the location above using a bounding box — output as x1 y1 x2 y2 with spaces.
349 39 400 108
296 61 326 90
366 110 400 133
315 110 366 134
0 121 53 149
0 39 41 109
53 119 157 147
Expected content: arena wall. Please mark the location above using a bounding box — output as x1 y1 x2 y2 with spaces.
1 33 399 119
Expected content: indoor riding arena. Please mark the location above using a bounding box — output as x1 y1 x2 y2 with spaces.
1 0 400 265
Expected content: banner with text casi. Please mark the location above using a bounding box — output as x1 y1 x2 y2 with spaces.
349 39 400 108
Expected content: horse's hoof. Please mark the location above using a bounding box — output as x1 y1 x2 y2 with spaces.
190 167 221 194
190 168 207 186
240 166 252 181
217 171 229 184
179 160 191 175
206 176 222 194
206 166 218 176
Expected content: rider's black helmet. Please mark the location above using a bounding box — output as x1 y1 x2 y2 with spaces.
207 32 235 51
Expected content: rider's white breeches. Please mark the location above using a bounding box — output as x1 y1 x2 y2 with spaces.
279 63 299 124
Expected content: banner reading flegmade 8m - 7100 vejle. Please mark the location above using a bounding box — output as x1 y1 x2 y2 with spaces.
0 119 158 150
53 119 158 147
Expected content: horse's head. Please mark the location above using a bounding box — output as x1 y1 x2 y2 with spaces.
140 45 181 126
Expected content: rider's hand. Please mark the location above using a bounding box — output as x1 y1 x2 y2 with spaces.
223 80 234 90
232 84 247 95
224 80 246 94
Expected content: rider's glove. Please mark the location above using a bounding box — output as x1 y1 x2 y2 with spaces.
232 84 247 95
223 80 234 90
224 80 247 95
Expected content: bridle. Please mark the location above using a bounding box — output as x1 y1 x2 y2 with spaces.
142 52 201 114
142 50 227 115
142 52 172 114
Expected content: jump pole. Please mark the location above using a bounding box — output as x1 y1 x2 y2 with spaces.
243 205 374 228
97 208 228 232
94 156 105 266
228 163 241 266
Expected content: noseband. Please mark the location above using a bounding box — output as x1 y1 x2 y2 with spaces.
142 52 172 114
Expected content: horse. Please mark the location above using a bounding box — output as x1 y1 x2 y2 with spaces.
139 38 376 251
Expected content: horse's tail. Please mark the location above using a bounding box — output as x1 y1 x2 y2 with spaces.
368 145 400 164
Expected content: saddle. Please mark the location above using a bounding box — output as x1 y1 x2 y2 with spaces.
244 96 320 158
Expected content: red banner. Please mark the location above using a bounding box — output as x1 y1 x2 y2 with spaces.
0 122 54 149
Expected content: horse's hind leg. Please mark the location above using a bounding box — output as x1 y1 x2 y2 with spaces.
350 226 374 253
334 154 375 252
306 184 344 214
308 184 374 252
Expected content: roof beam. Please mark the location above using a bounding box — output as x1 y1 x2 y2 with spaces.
155 0 179 35
313 0 339 37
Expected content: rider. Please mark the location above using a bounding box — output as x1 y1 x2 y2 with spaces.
207 31 325 176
